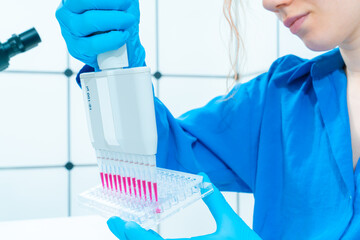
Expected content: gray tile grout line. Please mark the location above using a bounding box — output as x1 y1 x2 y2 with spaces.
66 51 72 217
237 192 240 216
162 71 266 79
75 164 98 167
155 0 160 99
2 69 265 80
0 165 66 170
68 170 71 217
163 74 229 79
155 0 159 72
277 20 280 58
155 0 161 234
3 70 64 75
66 51 71 69
155 74 160 98
0 164 98 170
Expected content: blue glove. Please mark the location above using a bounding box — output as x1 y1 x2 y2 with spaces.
55 0 145 70
107 173 262 240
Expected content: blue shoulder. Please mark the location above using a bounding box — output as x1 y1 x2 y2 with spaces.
225 54 315 111
267 54 313 84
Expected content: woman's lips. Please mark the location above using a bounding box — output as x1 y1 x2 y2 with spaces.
284 13 309 34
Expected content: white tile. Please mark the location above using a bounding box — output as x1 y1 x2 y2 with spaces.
0 216 116 240
0 0 67 71
139 0 157 72
159 197 216 238
238 0 278 75
0 73 67 167
158 0 276 76
159 191 237 238
158 0 232 75
158 77 228 117
71 167 101 216
239 193 254 228
241 72 264 84
279 20 325 59
0 168 68 221
222 192 238 213
153 78 159 98
70 77 97 165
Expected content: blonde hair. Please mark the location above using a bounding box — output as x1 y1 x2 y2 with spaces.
223 0 243 85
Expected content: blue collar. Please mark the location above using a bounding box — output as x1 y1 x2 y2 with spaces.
311 48 345 79
287 48 345 83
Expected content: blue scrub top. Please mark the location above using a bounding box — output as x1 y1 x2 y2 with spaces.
153 48 360 239
77 48 359 239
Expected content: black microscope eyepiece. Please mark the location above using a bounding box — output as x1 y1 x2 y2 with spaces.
0 28 42 71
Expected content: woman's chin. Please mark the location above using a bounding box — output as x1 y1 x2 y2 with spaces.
301 34 339 52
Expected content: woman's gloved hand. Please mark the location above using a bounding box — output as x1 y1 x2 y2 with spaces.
55 0 145 70
107 173 262 240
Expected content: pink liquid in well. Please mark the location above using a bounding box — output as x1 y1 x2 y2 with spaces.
100 172 105 188
153 182 158 202
127 177 132 195
117 175 122 193
113 174 118 191
142 180 147 200
109 174 113 190
104 173 110 189
122 177 127 194
137 179 142 198
132 178 137 197
148 181 153 201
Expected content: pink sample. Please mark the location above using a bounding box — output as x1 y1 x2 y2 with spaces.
148 181 153 201
127 177 132 195
142 180 147 200
117 175 122 192
137 179 142 198
153 182 158 202
109 174 113 190
100 172 105 188
132 178 137 197
104 173 109 189
113 174 118 191
122 177 127 194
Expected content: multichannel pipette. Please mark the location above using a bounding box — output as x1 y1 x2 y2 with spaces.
79 45 213 228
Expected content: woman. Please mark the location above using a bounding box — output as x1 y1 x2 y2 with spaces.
56 0 360 239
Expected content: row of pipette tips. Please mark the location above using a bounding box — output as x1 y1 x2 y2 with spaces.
96 149 159 203
100 171 158 203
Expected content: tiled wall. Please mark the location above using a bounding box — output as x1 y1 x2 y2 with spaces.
0 0 323 238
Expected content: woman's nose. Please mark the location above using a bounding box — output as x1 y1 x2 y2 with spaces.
263 0 293 12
